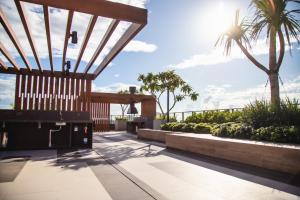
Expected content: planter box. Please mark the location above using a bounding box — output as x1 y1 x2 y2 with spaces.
115 120 127 131
153 119 166 130
166 132 300 174
137 129 170 142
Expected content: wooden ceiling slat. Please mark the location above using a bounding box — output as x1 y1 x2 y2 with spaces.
43 5 54 73
20 0 147 24
14 0 43 73
0 42 20 71
0 8 32 71
0 58 8 70
1 1 147 79
93 23 143 77
73 15 97 73
61 10 74 71
83 19 119 75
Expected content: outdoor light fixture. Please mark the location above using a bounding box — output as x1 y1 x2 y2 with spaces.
38 121 41 129
127 102 138 114
127 86 138 114
69 31 78 44
64 61 71 75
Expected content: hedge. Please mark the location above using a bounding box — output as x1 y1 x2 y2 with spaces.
161 122 300 144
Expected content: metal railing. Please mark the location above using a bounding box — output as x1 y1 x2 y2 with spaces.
158 108 243 122
109 114 141 124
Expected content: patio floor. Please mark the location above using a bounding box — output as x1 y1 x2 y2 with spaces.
0 131 299 200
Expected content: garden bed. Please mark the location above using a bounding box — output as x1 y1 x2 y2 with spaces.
165 132 300 174
137 129 171 142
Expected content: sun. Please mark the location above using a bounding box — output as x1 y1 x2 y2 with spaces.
200 1 235 41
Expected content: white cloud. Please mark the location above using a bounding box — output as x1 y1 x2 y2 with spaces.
114 74 120 78
124 40 157 53
168 76 300 113
169 36 300 69
92 82 139 93
107 0 148 8
0 76 15 109
0 0 151 71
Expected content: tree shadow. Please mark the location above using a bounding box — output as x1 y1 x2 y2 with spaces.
93 132 300 196
157 148 300 196
2 132 299 197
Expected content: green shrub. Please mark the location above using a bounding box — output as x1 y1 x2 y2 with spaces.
162 122 215 133
115 117 128 121
181 123 196 132
252 126 300 143
161 122 177 131
171 123 186 132
194 123 214 133
185 110 242 124
242 98 300 128
211 122 253 139
161 121 300 144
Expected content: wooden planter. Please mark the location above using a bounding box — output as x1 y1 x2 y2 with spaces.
137 128 170 142
166 133 300 174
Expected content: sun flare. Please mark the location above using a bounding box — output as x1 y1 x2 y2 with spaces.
201 1 235 40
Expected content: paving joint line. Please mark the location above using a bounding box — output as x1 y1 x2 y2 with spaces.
92 149 168 200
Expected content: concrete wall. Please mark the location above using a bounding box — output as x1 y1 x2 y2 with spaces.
153 119 166 130
137 129 169 142
115 120 127 131
166 133 300 174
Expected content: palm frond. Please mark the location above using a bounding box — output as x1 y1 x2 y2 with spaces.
215 10 251 55
250 0 300 48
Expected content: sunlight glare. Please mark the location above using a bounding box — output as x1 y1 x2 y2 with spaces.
200 1 235 41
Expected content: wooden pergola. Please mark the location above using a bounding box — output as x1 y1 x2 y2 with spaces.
90 92 156 131
0 0 148 113
0 0 147 77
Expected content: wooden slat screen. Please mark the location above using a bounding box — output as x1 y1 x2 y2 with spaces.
14 74 91 112
91 102 110 132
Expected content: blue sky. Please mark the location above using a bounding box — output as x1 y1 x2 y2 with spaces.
0 0 299 115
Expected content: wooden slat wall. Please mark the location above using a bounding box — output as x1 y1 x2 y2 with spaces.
14 74 91 112
90 102 110 132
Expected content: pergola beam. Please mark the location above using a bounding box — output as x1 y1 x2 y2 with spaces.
0 58 8 70
61 10 74 71
83 19 119 75
14 0 43 73
43 5 54 73
73 15 98 73
0 67 95 80
91 92 155 104
0 42 20 71
0 8 32 71
93 23 144 77
20 0 147 24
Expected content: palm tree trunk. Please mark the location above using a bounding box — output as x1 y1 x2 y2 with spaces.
269 27 280 108
269 72 280 107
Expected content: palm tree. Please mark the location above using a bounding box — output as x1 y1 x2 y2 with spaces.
215 0 300 108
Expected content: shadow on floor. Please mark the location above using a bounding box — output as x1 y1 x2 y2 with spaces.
0 156 30 183
94 132 300 196
160 148 300 196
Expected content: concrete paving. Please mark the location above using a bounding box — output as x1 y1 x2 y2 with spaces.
0 131 299 200
93 131 300 200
